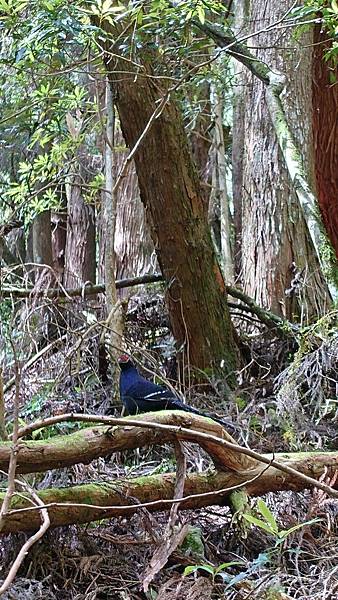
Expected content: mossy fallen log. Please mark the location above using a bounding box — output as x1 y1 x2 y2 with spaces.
0 412 254 474
1 452 338 534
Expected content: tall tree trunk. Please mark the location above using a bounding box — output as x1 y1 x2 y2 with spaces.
98 81 124 384
115 171 157 285
51 211 67 282
103 50 237 376
5 227 25 267
189 81 212 212
111 128 157 289
312 25 338 264
103 80 118 313
26 210 53 283
63 172 96 288
51 190 67 283
25 210 58 346
210 82 234 282
234 0 331 320
232 1 246 281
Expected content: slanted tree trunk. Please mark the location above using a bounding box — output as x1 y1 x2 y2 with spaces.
234 0 331 320
2 453 338 534
100 42 238 377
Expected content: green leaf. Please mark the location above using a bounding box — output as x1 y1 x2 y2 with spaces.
242 514 275 534
329 71 337 84
214 561 244 574
102 0 112 12
183 565 199 576
183 564 214 577
279 518 321 540
332 0 338 14
197 4 205 24
257 499 278 534
0 0 11 12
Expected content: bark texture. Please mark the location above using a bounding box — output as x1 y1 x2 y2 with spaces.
51 210 67 281
64 173 96 288
234 0 331 320
26 210 53 282
113 128 157 288
189 81 212 211
210 82 233 282
1 452 337 534
312 26 338 260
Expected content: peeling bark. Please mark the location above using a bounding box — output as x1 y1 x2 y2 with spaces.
113 128 157 288
237 1 331 319
197 9 333 315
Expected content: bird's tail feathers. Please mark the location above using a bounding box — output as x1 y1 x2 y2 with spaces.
180 403 237 433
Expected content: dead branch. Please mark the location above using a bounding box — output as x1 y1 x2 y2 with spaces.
0 481 50 594
2 273 299 337
3 333 68 394
142 440 187 592
1 273 164 299
4 411 253 474
225 285 299 335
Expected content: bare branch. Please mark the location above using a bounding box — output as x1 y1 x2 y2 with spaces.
0 480 50 594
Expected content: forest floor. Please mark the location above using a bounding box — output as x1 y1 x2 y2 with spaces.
1 294 338 599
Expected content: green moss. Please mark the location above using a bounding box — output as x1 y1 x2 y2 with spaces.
180 526 205 557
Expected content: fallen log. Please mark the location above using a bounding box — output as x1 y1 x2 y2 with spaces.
1 453 338 534
0 412 254 474
1 412 337 499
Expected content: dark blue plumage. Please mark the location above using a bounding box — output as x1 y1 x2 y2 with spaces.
118 355 236 432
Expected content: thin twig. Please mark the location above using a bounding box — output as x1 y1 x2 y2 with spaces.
0 481 50 595
0 348 20 532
